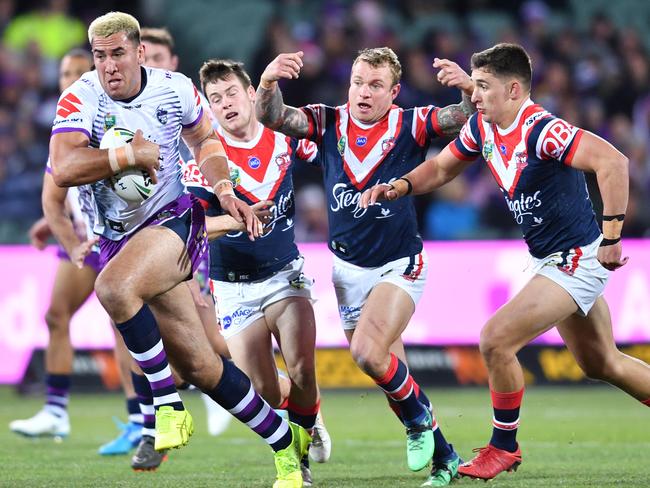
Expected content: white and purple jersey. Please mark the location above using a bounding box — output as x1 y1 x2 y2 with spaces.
184 123 318 281
51 67 204 240
301 103 446 267
449 98 600 258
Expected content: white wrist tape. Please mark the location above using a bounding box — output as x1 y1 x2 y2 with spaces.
108 144 136 173
108 148 120 173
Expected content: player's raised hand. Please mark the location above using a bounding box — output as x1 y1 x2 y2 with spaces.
220 194 263 240
70 237 99 269
360 183 400 208
433 58 473 96
29 217 52 250
597 241 629 271
259 51 304 88
130 129 160 183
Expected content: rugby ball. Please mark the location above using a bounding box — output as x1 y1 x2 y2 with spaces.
100 127 157 203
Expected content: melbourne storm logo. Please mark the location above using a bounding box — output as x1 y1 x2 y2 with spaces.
155 105 168 125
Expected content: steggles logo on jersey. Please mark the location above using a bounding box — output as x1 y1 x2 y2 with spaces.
337 135 346 156
503 189 542 224
226 189 294 239
264 190 294 233
274 152 291 170
499 143 507 155
330 182 370 219
248 156 261 169
155 105 168 125
356 136 367 146
377 207 392 219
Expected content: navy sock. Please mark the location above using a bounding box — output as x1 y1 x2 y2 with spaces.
489 387 523 452
132 371 155 437
116 305 183 411
44 374 70 417
374 354 425 424
205 356 292 452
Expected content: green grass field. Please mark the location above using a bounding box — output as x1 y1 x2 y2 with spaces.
0 385 648 487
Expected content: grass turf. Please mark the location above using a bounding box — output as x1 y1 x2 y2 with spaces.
0 385 648 487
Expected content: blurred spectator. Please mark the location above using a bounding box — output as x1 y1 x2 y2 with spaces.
3 0 85 59
294 184 329 242
1 0 649 242
422 177 481 240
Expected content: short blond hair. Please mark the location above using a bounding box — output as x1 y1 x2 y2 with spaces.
353 47 402 86
88 11 140 45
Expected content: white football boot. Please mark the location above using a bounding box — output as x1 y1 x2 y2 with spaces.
308 410 332 463
9 408 70 438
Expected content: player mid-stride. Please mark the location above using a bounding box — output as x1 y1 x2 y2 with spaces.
361 42 650 482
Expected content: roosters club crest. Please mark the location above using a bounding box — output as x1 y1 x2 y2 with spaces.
381 137 395 154
515 151 528 170
275 152 291 170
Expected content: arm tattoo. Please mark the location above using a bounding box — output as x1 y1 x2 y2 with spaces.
255 84 309 139
436 92 476 137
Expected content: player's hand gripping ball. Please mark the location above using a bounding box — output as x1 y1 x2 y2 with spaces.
100 127 157 203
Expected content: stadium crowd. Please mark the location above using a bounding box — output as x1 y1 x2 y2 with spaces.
0 0 649 242
4 3 650 486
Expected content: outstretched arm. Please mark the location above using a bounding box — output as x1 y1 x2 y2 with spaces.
255 51 310 139
432 58 476 137
360 144 472 207
182 114 262 239
569 131 629 270
205 201 274 241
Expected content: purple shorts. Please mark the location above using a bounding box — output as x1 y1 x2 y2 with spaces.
98 193 208 277
57 246 103 274
195 251 210 295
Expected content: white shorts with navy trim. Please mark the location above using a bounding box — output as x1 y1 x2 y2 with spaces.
532 236 609 316
332 250 428 330
210 256 313 339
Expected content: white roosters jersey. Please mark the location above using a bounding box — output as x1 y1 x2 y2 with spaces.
51 67 204 240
